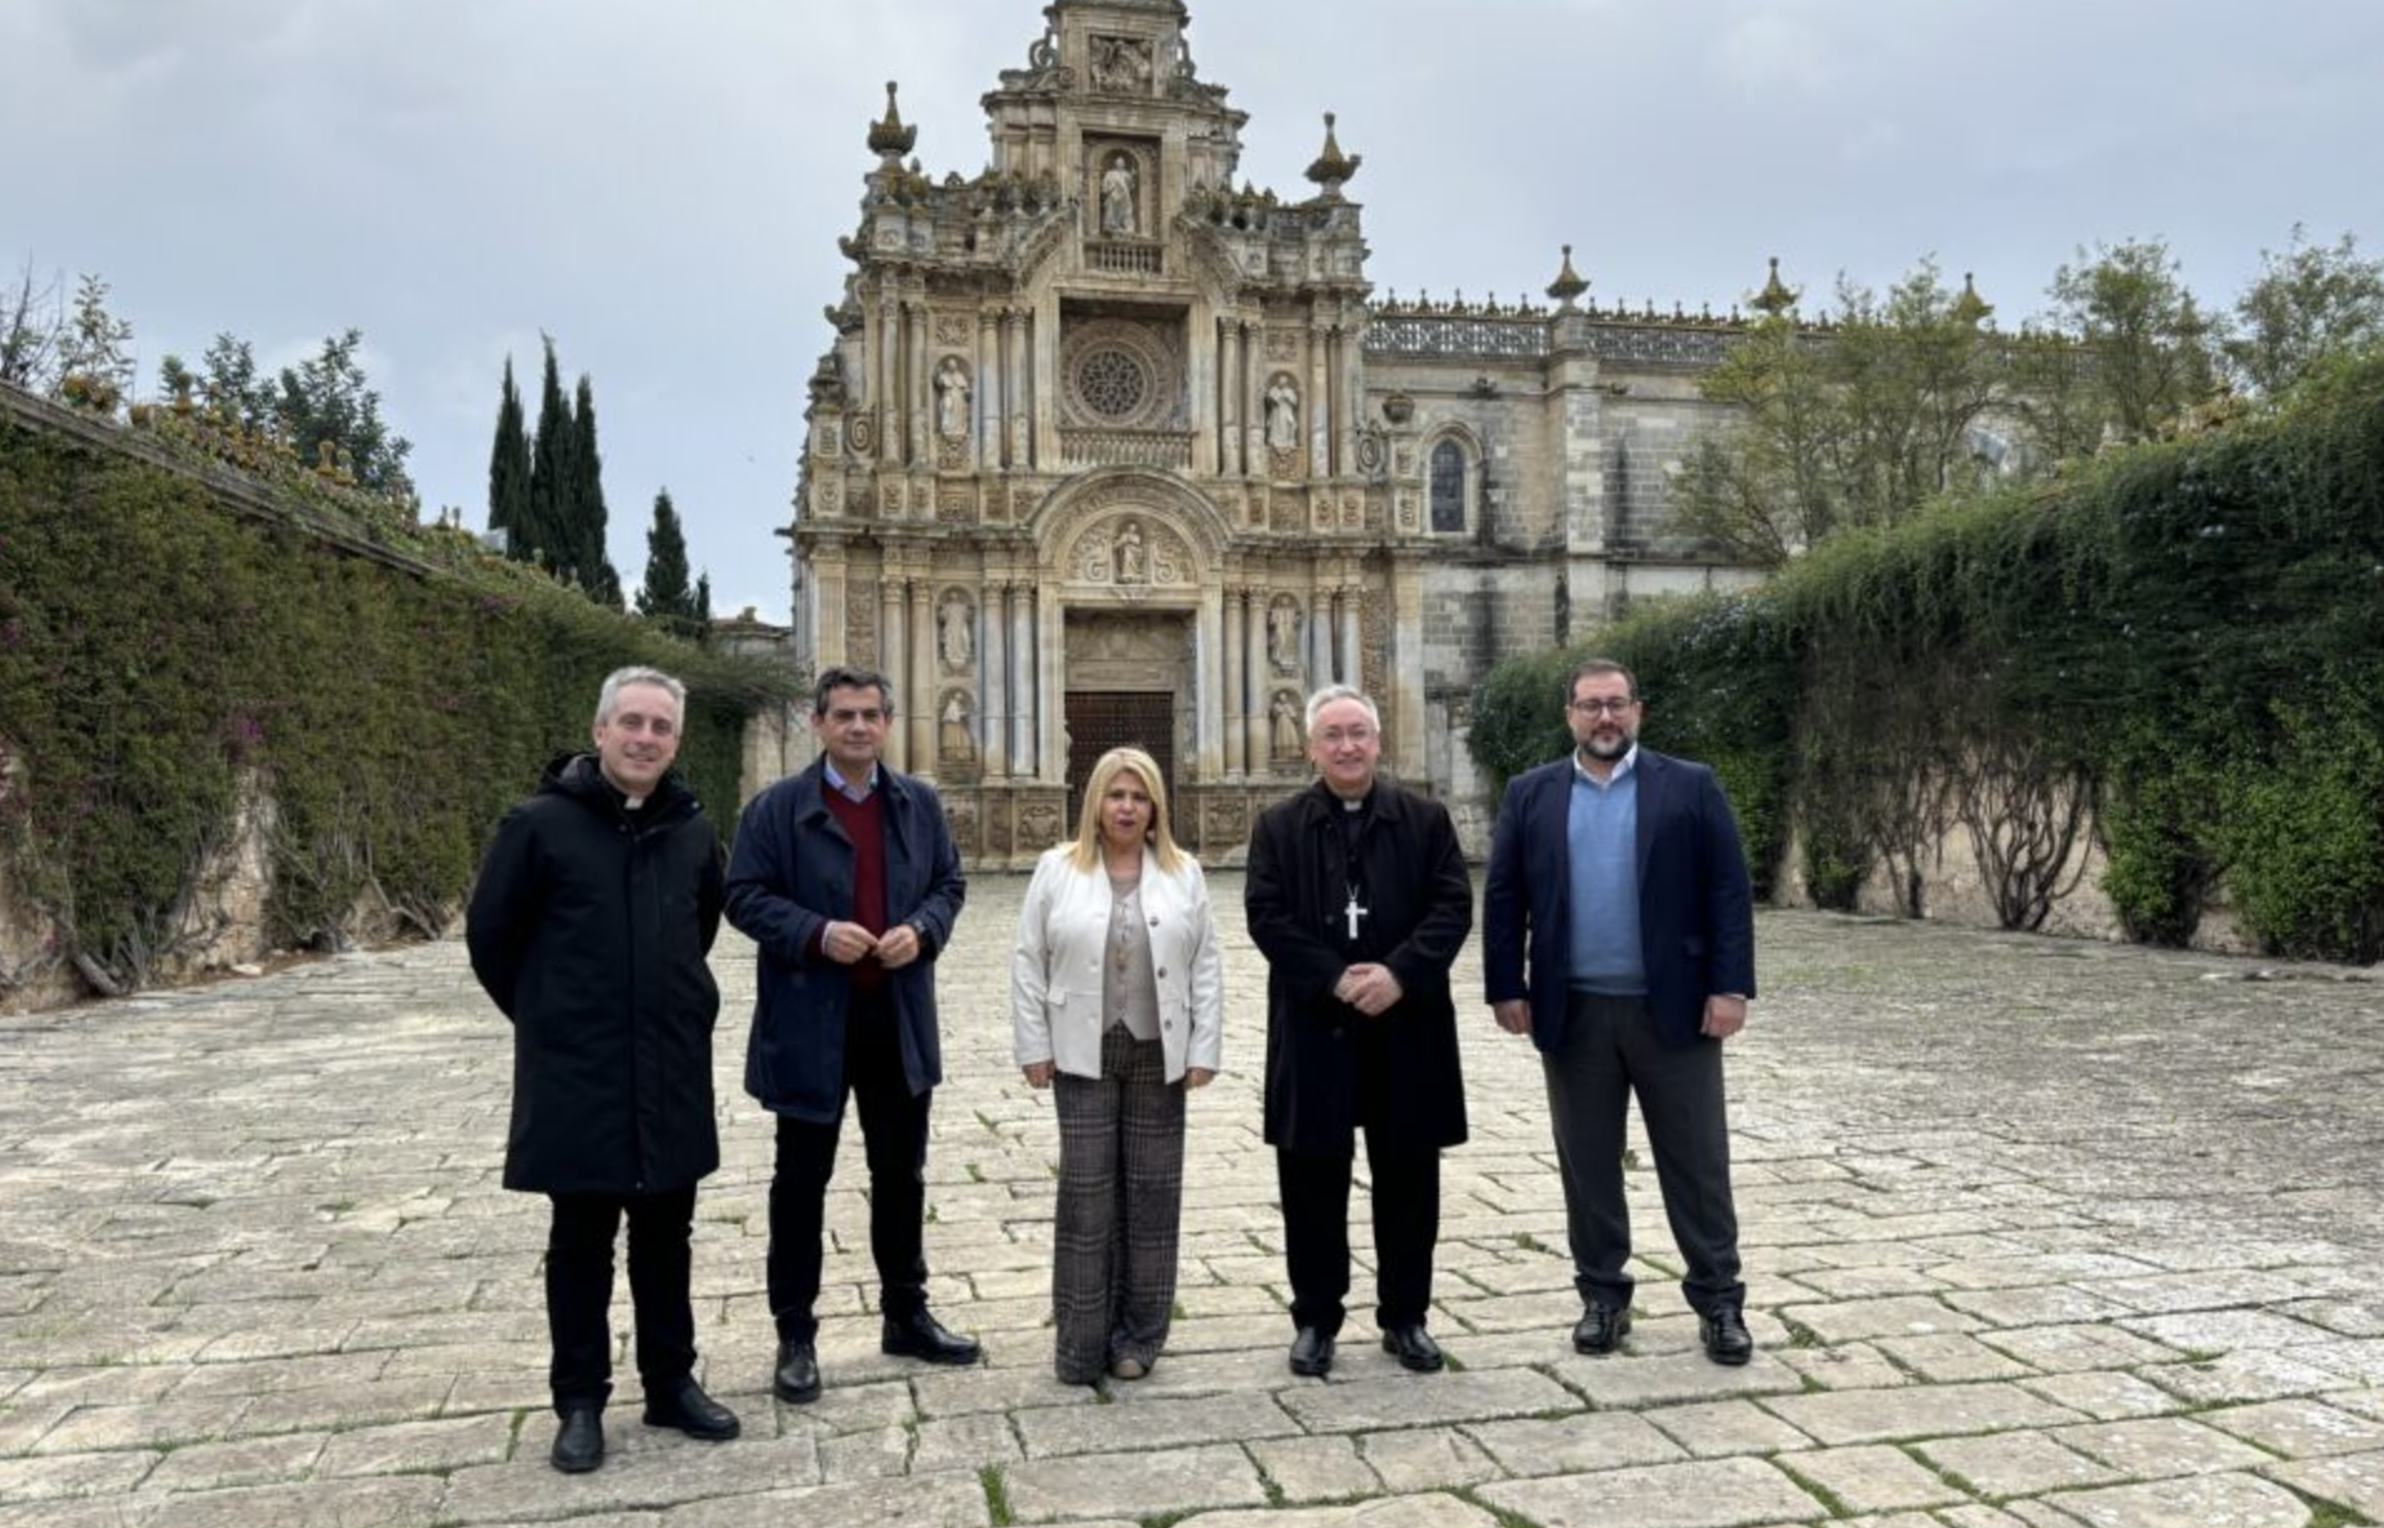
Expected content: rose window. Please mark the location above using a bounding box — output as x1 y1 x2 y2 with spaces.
1077 348 1149 420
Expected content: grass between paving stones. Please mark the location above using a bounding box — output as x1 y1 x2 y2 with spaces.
1895 1441 1986 1504
1769 1459 1855 1519
980 1463 1015 1526
1452 1484 1550 1528
2285 1483 2376 1528
1778 1315 1826 1349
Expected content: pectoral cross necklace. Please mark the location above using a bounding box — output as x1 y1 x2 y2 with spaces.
1343 887 1370 941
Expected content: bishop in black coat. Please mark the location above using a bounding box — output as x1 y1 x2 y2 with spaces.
1245 687 1472 1374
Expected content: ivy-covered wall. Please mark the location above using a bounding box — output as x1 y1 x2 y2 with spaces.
0 402 782 1000
1469 355 2384 964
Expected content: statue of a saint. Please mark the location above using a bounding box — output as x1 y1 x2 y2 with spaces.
1271 693 1303 758
940 691 976 763
934 356 971 441
1100 154 1138 237
1113 519 1147 583
1268 599 1299 673
1265 376 1300 453
939 597 973 671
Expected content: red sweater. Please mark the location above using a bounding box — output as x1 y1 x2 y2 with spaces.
823 786 889 993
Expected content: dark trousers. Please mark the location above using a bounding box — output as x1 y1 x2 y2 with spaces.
1277 1132 1440 1336
545 1185 699 1412
1547 990 1743 1316
767 992 931 1343
1051 1027 1185 1383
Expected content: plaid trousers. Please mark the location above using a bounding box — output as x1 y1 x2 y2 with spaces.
1050 1025 1185 1383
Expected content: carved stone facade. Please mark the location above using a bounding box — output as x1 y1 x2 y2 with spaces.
785 0 1772 862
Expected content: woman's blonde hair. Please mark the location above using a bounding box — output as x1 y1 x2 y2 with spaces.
1066 746 1183 874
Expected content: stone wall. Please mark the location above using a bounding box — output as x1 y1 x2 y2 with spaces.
1771 796 2260 958
0 774 420 1017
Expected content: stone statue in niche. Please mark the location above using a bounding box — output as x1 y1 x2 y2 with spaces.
1268 597 1301 674
1265 375 1301 452
1099 153 1138 236
934 356 971 441
940 690 977 763
939 595 973 671
1270 692 1303 759
1113 519 1147 583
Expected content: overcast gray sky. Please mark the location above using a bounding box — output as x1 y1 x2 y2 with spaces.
6 0 2377 622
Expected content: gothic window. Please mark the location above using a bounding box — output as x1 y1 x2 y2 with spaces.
1429 440 1469 534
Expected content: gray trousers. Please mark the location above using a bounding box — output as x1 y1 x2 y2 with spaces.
1546 991 1744 1315
1050 1026 1184 1383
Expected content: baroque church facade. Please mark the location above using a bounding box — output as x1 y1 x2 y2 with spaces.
779 0 1766 862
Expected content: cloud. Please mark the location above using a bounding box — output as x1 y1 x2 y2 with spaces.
1715 10 1835 96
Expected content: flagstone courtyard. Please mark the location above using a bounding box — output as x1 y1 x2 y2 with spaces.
2 873 2381 1528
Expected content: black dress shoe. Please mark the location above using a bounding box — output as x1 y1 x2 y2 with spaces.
1381 1324 1446 1373
881 1309 982 1365
1288 1326 1335 1377
1699 1303 1754 1366
550 1406 604 1473
643 1377 740 1441
773 1339 821 1404
1573 1304 1632 1355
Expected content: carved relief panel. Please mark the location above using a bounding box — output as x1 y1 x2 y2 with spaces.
1067 515 1193 589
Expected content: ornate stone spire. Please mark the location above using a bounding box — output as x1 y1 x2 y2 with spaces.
1546 244 1590 311
1751 255 1800 317
1950 270 1994 327
867 81 917 162
1304 112 1361 200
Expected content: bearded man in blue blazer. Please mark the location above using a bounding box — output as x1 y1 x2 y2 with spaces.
1483 658 1758 1366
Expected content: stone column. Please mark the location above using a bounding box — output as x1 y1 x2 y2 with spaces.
1197 579 1225 778
1039 589 1065 783
984 580 1009 780
909 575 936 777
1012 584 1039 780
1339 587 1363 690
877 291 901 469
1309 324 1331 480
812 543 849 669
1340 319 1364 479
1033 303 1058 472
909 300 931 471
1192 301 1220 478
881 572 909 770
1003 309 1028 471
1220 320 1244 478
1222 587 1246 779
1241 588 1266 777
1307 590 1331 694
1242 324 1265 481
977 311 1000 473
1390 560 1427 778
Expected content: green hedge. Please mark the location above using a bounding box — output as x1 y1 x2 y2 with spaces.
0 416 784 990
1470 353 2384 962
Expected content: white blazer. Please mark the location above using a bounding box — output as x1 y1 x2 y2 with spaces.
1011 844 1225 1084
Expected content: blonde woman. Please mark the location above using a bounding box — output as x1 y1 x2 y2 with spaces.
1012 747 1224 1384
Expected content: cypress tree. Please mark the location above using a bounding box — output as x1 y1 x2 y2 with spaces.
570 374 623 606
637 488 695 633
525 337 574 576
486 357 531 551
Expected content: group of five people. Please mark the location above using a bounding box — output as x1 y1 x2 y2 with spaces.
467 657 1757 1473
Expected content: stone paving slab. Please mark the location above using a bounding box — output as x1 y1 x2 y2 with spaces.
6 884 2384 1526
1478 1455 1827 1527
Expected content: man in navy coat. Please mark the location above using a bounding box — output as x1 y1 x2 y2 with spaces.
1483 658 1759 1365
726 665 977 1404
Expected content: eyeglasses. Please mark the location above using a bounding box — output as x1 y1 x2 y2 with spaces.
1313 726 1376 746
1569 697 1637 716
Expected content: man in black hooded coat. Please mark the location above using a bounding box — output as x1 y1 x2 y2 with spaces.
467 667 740 1472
